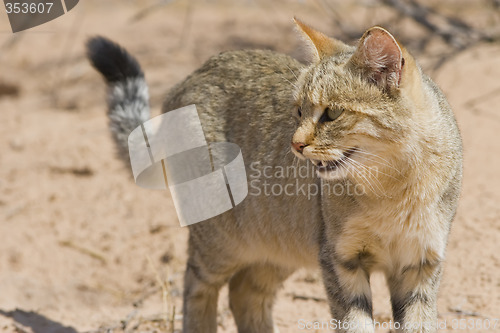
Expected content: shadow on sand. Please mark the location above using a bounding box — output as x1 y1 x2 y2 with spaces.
0 309 78 333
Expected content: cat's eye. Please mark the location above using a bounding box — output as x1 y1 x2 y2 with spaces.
320 106 344 122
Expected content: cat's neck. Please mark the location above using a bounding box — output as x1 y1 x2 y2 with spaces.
351 120 456 209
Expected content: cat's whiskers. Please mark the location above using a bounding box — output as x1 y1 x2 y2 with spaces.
347 160 388 199
344 156 391 198
333 144 403 178
283 146 299 182
309 149 343 162
290 153 303 181
342 158 382 197
309 150 385 198
344 153 401 182
355 154 402 178
280 75 299 90
285 64 299 81
337 158 383 199
352 148 396 169
309 146 391 185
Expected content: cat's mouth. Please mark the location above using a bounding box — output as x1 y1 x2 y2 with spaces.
311 148 357 173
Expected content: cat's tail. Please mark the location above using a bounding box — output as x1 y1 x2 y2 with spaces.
86 36 150 163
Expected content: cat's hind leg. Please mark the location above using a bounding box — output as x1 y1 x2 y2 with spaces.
228 263 294 333
182 231 241 333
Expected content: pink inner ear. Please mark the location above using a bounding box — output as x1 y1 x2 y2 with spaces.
361 29 403 89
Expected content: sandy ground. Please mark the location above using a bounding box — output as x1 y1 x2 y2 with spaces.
0 0 499 332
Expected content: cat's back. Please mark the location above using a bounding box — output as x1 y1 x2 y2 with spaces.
162 49 303 149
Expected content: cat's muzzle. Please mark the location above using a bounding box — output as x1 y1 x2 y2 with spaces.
313 147 357 172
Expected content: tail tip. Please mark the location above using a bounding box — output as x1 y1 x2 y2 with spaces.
86 36 143 83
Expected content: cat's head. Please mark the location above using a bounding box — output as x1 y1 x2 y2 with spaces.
291 19 425 185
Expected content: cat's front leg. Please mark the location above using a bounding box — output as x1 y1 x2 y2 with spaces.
387 260 442 333
319 245 374 333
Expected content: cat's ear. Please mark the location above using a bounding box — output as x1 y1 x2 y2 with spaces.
294 17 349 62
348 26 404 91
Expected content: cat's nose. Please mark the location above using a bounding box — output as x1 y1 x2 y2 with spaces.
291 142 307 154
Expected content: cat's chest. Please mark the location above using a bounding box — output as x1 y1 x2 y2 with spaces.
335 199 448 271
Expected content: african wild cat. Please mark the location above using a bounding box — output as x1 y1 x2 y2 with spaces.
87 18 462 333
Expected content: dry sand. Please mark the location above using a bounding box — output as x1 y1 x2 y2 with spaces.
0 1 499 332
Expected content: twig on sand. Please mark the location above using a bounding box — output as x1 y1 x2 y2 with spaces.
318 0 500 71
464 86 500 110
147 255 175 333
121 310 138 330
379 0 500 69
446 306 482 317
132 286 161 308
129 313 182 332
13 323 31 333
82 309 137 333
381 0 483 49
59 240 107 264
129 0 175 22
286 292 327 303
